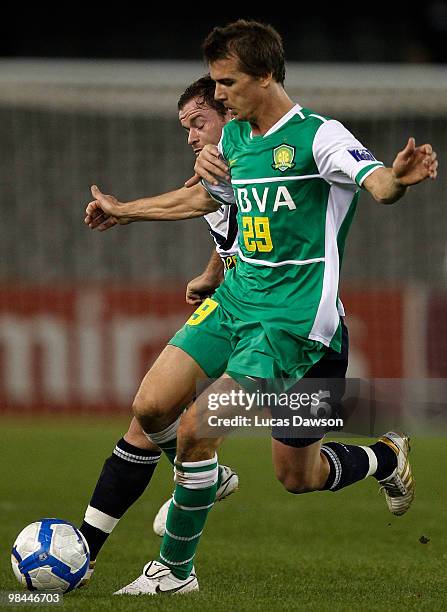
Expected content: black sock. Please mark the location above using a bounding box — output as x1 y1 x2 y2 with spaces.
321 442 370 491
79 438 161 560
369 441 398 481
78 523 109 562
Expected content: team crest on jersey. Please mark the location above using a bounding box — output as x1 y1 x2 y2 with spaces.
271 144 296 172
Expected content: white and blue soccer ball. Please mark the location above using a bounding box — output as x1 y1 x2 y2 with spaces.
11 519 90 593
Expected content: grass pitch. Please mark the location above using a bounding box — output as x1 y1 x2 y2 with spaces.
1 417 446 611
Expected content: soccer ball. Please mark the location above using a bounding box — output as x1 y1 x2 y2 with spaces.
11 518 90 593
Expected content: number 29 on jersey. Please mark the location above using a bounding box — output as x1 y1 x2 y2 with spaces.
242 216 273 252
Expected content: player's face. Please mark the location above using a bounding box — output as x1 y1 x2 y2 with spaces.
178 98 227 156
210 56 267 123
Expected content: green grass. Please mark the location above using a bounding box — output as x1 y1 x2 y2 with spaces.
1 417 447 611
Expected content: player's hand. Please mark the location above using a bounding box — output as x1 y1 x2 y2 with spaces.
185 272 221 305
84 185 131 231
185 144 230 188
392 138 438 186
84 200 119 231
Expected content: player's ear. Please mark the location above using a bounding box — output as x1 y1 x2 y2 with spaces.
258 73 273 88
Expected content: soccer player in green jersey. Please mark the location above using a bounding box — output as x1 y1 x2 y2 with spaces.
88 21 437 595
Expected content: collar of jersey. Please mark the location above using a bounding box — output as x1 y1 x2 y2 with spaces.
249 103 304 140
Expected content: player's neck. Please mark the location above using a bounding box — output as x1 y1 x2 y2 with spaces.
250 88 295 137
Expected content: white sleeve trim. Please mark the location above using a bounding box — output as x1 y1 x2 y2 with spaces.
357 164 383 186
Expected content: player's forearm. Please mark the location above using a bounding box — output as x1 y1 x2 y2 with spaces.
202 250 224 285
115 185 219 221
363 167 407 205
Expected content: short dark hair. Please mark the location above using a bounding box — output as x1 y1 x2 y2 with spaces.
202 20 286 85
177 74 227 117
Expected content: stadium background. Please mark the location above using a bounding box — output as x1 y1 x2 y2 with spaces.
0 10 447 612
1 11 447 610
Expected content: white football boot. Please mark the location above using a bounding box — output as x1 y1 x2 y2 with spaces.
153 464 239 537
377 432 415 516
114 560 198 595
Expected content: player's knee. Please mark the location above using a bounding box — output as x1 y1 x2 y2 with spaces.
277 470 319 494
132 391 165 425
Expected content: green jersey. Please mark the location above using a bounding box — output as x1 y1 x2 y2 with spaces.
205 104 383 351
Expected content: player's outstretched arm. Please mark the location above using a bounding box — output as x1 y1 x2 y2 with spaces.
186 249 224 305
363 138 438 205
185 144 230 188
85 184 220 231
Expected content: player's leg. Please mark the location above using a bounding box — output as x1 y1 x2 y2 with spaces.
133 339 236 483
272 434 393 492
115 375 233 595
124 416 158 448
138 300 235 483
114 305 238 593
79 417 162 568
272 319 410 503
153 463 238 537
79 343 207 582
115 395 225 596
150 305 241 539
155 395 225 576
272 432 411 507
129 344 208 472
272 437 329 493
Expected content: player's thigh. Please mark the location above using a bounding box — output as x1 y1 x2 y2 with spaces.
123 417 161 451
133 344 207 426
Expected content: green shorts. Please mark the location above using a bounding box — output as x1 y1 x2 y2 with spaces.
168 297 327 383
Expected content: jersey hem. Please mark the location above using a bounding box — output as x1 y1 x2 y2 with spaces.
308 332 332 347
238 249 325 268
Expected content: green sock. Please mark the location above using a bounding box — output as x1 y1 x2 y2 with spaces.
158 456 218 579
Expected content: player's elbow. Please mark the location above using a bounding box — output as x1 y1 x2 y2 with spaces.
374 193 400 205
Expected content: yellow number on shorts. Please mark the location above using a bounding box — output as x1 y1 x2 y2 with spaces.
186 297 218 326
242 216 273 253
